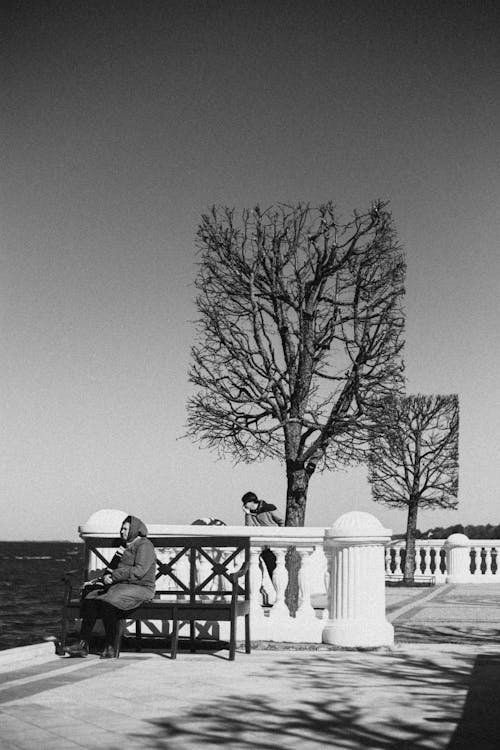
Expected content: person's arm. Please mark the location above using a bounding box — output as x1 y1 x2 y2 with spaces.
110 541 155 583
272 512 284 526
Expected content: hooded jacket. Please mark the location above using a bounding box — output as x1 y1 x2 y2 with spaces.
244 501 284 527
89 515 157 611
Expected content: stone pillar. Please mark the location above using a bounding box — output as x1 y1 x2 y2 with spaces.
322 511 394 648
445 533 471 583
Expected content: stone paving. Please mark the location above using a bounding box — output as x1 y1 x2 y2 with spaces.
0 583 499 749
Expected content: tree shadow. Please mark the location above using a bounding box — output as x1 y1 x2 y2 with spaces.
126 649 500 749
394 623 500 645
446 654 500 749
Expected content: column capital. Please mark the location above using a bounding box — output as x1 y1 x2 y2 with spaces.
324 511 392 547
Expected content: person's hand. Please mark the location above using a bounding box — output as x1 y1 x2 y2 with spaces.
102 573 113 586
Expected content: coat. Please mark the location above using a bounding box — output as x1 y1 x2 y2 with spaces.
86 515 156 611
244 501 284 527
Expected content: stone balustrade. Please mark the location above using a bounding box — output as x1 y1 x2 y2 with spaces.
79 511 329 642
77 510 500 648
385 537 499 582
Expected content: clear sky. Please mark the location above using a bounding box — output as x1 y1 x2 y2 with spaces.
2 0 499 540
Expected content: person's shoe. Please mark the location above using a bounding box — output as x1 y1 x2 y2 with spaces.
43 636 65 656
66 640 89 657
99 644 116 659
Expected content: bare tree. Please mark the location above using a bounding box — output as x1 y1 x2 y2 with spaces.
187 201 406 525
368 394 459 582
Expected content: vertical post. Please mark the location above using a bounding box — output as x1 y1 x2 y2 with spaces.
249 547 266 623
445 533 471 583
322 511 394 648
269 548 289 619
295 548 316 622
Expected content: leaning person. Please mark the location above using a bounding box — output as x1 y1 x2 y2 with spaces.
241 491 283 583
66 514 156 658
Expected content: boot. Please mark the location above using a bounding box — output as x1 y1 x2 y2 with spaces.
99 644 116 659
66 640 89 657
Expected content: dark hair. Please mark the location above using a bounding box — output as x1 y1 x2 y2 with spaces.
241 491 258 505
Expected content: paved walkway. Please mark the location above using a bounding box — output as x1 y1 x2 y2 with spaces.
0 583 499 750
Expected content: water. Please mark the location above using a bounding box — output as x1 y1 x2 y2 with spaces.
0 541 84 651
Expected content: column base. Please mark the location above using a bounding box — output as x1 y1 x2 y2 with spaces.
322 618 394 648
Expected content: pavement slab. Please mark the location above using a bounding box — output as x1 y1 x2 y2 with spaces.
1 583 500 749
0 646 499 749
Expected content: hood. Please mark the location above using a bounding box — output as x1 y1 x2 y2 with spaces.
123 515 148 542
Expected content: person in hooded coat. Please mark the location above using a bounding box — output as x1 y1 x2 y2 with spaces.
66 514 156 658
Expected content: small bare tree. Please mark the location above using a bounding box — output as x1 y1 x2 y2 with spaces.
368 394 459 582
187 201 406 525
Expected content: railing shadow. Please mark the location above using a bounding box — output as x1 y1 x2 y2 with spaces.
447 654 500 748
128 650 500 749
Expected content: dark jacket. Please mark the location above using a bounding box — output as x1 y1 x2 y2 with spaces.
87 515 156 611
244 501 284 527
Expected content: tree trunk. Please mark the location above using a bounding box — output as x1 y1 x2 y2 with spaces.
284 461 309 614
285 461 309 526
403 499 419 584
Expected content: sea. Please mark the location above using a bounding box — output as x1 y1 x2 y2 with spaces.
0 541 84 651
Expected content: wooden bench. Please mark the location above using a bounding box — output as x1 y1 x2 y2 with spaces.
60 535 251 660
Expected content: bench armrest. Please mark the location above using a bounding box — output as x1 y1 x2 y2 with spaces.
62 568 83 603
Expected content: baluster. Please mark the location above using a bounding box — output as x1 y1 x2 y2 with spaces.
398 547 405 575
260 547 277 605
296 548 316 622
422 547 430 576
484 547 492 576
249 547 265 620
385 547 392 575
470 546 476 576
269 548 289 619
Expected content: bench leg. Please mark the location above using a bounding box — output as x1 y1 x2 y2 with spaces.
135 619 142 652
60 611 68 651
245 614 251 654
171 614 179 660
114 619 127 658
190 621 196 653
229 616 236 661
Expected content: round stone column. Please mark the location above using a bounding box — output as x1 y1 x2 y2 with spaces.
445 533 471 583
322 511 394 648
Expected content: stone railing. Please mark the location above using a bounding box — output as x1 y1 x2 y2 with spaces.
78 509 394 646
79 512 329 643
386 536 499 582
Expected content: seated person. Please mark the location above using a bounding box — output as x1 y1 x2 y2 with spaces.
66 514 156 659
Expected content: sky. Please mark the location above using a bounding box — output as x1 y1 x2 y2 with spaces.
1 0 499 540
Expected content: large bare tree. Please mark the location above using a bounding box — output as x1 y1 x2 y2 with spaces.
187 201 406 525
368 394 459 582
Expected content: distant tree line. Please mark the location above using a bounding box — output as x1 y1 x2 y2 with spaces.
393 524 500 541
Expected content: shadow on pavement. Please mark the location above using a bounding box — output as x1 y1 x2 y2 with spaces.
447 654 500 749
395 624 500 645
129 650 500 749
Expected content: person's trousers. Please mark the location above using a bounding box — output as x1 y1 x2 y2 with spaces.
79 597 124 645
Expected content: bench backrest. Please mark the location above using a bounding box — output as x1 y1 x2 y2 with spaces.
84 535 250 602
151 535 250 601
